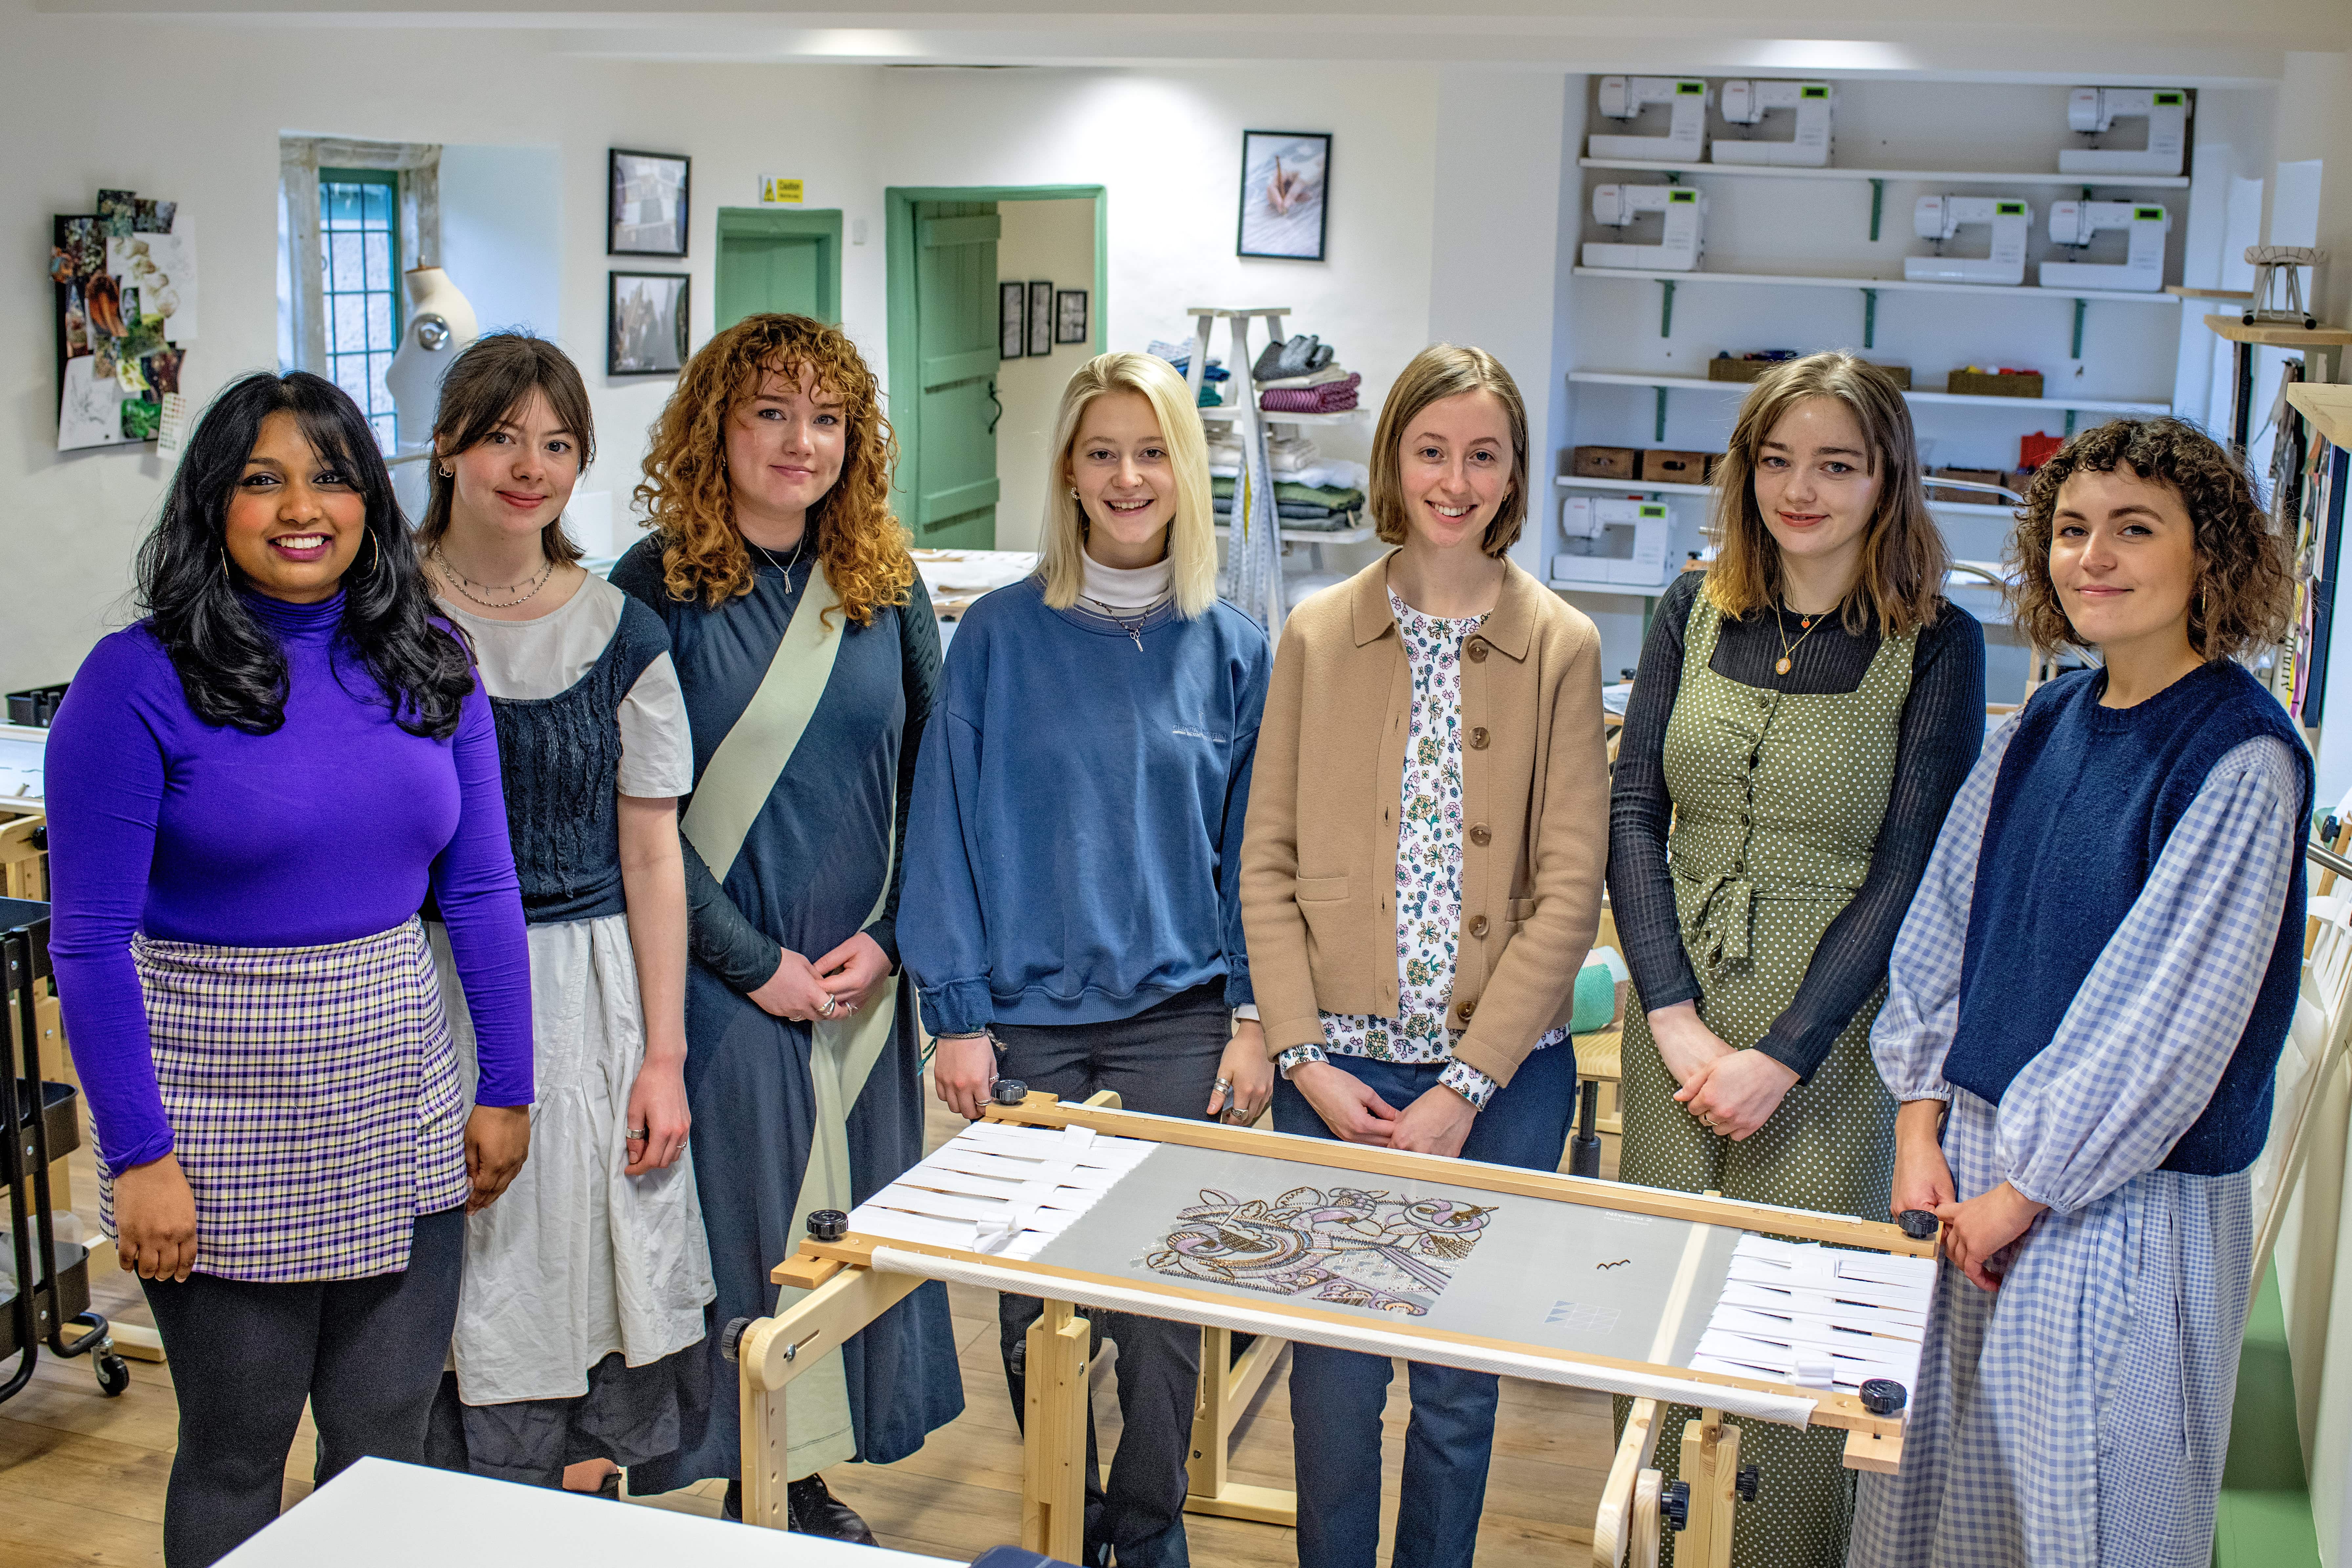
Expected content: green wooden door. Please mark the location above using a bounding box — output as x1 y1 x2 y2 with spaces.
714 209 842 330
909 202 1001 549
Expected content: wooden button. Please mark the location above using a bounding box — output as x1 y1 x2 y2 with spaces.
1458 1000 1478 1022
1465 638 1489 663
1469 914 1490 938
1468 823 1492 847
1470 726 1490 749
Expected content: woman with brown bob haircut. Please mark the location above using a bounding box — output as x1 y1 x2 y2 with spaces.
412 332 716 1502
1242 344 1608 1568
1606 351 1983 1564
612 314 961 1534
1854 419 2304 1568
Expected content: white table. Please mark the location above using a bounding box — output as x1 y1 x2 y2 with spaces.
220 1458 963 1566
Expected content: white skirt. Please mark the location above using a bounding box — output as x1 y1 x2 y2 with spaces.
429 915 717 1406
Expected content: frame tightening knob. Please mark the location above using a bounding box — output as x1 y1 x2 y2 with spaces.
806 1209 849 1243
1860 1378 1909 1416
991 1078 1029 1106
1661 1480 1691 1531
1896 1209 1939 1241
1736 1463 1761 1501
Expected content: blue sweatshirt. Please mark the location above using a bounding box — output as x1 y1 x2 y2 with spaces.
901 576 1270 1035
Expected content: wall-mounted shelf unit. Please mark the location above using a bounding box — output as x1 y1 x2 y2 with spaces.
1213 522 1377 546
1201 409 1369 427
1577 157 2191 190
1572 266 2186 307
1554 472 2016 519
1569 369 2169 417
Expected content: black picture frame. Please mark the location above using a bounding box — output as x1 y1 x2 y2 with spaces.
1000 281 1027 360
1237 130 1331 262
608 149 691 258
608 271 689 376
1026 281 1056 357
1054 289 1090 345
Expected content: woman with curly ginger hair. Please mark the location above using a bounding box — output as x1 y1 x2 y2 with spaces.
1853 418 2307 1568
613 314 960 1535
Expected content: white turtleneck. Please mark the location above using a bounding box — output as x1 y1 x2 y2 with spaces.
1080 546 1173 611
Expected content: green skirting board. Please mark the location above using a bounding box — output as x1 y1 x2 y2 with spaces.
2213 1263 2321 1568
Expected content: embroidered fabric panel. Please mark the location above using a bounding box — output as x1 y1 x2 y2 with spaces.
1144 1185 1495 1316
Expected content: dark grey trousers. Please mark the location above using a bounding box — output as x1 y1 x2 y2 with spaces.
990 980 1232 1568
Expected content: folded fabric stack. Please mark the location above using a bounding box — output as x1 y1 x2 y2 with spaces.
1148 338 1196 364
1211 476 1368 532
1206 426 1245 479
1252 333 1336 382
1268 432 1320 475
1261 372 1363 415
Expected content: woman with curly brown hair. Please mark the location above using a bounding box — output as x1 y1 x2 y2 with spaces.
1850 418 2307 1568
611 314 961 1535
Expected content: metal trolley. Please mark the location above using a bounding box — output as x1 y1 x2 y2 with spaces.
2 895 128 1403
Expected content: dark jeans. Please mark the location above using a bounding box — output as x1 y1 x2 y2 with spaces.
1272 1045 1577 1568
140 1206 466 1568
992 981 1232 1568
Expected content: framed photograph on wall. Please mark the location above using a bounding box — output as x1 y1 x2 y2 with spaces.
609 271 689 375
1000 281 1027 360
1026 281 1055 357
1055 289 1090 345
609 149 690 257
1237 130 1330 261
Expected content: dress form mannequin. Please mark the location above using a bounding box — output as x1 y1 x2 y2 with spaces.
386 266 480 518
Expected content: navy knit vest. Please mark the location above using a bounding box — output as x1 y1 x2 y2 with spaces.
488 595 669 924
1948 659 2309 1176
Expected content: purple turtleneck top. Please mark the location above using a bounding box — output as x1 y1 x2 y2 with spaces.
44 591 534 1173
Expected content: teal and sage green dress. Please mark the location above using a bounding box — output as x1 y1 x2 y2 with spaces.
1605 574 1982 1566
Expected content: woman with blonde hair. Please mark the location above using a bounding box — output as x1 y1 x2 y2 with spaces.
1241 343 1608 1568
903 349 1270 1568
1606 352 1983 1564
611 313 961 1536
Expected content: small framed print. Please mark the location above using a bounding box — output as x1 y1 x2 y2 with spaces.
1238 129 1331 262
609 271 689 376
1054 289 1090 345
1027 281 1056 357
1000 281 1028 360
609 149 690 257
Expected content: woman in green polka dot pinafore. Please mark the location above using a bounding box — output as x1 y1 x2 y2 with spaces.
1606 354 1986 1567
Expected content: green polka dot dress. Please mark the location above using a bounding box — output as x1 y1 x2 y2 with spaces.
1615 593 1911 1568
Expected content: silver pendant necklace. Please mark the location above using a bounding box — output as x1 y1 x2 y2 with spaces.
747 527 808 581
431 547 555 610
1082 594 1159 651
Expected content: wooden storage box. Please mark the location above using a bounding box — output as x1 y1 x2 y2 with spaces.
1926 467 2009 503
1573 445 1640 480
1870 363 1913 390
1947 369 2044 399
1705 355 1793 384
1640 449 1711 484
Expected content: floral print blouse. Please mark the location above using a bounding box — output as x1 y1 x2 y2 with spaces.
1278 589 1567 1110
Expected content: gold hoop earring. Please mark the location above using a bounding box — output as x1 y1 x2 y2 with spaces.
367 529 383 575
437 465 452 479
219 548 231 585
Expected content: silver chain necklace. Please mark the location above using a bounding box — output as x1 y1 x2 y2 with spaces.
430 547 555 610
747 527 808 580
1081 593 1164 652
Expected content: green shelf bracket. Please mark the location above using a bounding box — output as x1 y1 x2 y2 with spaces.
1863 288 1878 351
2071 298 2088 360
2065 409 2079 436
1654 386 1669 442
1869 179 1885 243
1659 280 1676 339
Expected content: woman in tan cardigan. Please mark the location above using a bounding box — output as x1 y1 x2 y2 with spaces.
1240 344 1609 1568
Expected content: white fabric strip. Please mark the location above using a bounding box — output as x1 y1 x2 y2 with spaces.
1693 1236 1934 1400
870 1245 1821 1428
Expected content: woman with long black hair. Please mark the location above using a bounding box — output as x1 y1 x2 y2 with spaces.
45 371 535 1567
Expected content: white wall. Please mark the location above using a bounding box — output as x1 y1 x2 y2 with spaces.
439 143 565 342
993 197 1097 553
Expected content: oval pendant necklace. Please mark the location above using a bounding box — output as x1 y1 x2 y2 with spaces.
1773 598 1827 677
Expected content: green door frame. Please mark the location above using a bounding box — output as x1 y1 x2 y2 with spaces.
715 207 844 324
885 184 1109 538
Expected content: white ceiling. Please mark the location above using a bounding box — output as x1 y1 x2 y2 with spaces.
27 0 2344 83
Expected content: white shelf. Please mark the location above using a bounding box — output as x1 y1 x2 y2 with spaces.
1568 369 2169 417
1572 266 2186 307
1202 408 1369 426
1548 576 1674 596
1577 157 2191 190
1551 473 2016 517
1215 522 1378 545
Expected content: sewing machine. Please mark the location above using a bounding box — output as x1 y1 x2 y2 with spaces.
1591 77 1712 163
1905 196 2034 286
1557 496 1672 587
1712 80 1834 167
1584 185 1707 271
2058 87 2190 177
2040 201 2170 291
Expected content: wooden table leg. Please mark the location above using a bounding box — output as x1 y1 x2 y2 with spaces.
1023 1298 1092 1561
1630 1470 1663 1568
1184 1326 1296 1525
739 1258 920 1531
1678 1408 1742 1568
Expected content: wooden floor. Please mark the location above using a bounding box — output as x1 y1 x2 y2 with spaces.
1 1086 1623 1567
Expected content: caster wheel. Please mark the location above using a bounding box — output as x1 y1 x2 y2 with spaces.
95 1354 130 1398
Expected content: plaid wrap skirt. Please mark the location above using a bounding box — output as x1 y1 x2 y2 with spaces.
99 917 472 1283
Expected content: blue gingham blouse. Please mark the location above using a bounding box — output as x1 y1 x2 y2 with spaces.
1871 716 2302 1214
